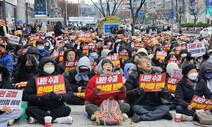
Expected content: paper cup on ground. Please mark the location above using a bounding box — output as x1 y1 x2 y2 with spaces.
175 113 182 122
44 116 52 127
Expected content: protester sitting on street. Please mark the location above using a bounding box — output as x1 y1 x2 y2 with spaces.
66 56 95 105
175 64 212 120
36 41 50 58
125 56 173 123
0 65 23 126
23 57 73 124
85 58 130 120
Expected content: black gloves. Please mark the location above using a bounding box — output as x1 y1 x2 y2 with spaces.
38 92 63 102
186 53 193 61
133 87 144 96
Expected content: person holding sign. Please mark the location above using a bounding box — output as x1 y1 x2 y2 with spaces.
66 56 95 105
0 44 13 76
175 64 212 119
0 65 23 126
85 58 130 120
125 56 173 123
23 57 73 124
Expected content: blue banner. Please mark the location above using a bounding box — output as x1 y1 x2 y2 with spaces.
34 0 47 15
206 0 212 6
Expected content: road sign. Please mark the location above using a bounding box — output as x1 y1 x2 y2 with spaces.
170 8 174 19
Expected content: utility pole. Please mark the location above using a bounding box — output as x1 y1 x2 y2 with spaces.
2 0 6 20
26 0 29 24
171 0 174 36
65 1 68 26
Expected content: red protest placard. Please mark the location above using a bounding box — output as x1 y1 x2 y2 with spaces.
156 51 167 61
139 73 166 92
175 45 187 55
35 75 66 96
0 19 6 26
166 77 179 93
189 95 212 110
64 61 78 72
90 61 97 69
96 74 123 95
172 69 183 79
51 51 59 59
58 50 64 63
103 45 110 50
105 54 120 67
78 32 93 42
164 44 171 51
119 52 129 60
75 92 85 99
82 44 97 55
29 35 42 45
134 43 146 49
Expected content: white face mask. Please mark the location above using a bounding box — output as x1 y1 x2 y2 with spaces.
181 53 187 57
188 73 198 80
43 66 55 74
37 46 44 50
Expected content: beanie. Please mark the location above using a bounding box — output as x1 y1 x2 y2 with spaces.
182 64 196 76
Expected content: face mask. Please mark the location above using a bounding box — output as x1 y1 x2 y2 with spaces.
188 73 198 80
37 46 44 50
181 53 187 57
25 66 34 72
90 52 97 57
43 66 55 74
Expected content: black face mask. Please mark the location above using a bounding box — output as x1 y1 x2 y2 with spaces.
25 66 34 72
79 68 90 74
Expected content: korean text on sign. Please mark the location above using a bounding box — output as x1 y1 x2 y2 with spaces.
187 42 206 57
189 95 212 110
64 61 78 72
139 73 166 92
166 77 179 93
96 74 123 95
156 51 167 61
35 75 66 96
0 89 23 109
105 54 120 67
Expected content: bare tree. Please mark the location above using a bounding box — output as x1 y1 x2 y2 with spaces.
188 1 205 25
129 0 146 35
91 0 123 17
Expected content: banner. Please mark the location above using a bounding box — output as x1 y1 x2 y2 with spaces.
0 89 23 109
139 73 166 92
119 52 129 60
64 61 78 72
82 44 97 55
96 74 123 95
35 75 66 96
166 77 179 93
58 50 64 63
8 35 20 45
190 95 212 110
78 32 93 42
105 54 120 67
187 42 206 57
156 51 167 61
172 69 183 79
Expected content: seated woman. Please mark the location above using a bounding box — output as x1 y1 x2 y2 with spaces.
66 56 95 105
23 57 73 124
85 58 130 119
0 65 23 126
13 54 38 86
175 64 212 119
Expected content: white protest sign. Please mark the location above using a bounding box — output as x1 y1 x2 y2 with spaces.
187 42 206 57
0 89 23 109
8 35 20 45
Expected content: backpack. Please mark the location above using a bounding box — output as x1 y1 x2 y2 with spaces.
94 99 123 126
194 111 212 125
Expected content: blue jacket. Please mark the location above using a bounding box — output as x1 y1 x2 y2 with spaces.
0 53 13 76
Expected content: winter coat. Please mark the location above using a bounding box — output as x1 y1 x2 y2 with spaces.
23 57 73 108
0 53 13 76
175 77 212 109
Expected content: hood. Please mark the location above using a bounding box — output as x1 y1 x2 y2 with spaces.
128 47 137 58
76 56 91 74
63 48 77 61
101 49 111 57
199 61 212 78
38 57 58 76
95 58 114 76
124 63 136 79
0 64 10 80
118 45 128 52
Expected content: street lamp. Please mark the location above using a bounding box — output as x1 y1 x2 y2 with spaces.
25 0 29 24
66 0 68 26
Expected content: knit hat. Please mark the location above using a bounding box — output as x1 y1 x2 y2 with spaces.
182 64 196 76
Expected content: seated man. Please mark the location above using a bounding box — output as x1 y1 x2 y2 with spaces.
125 56 173 123
23 57 73 124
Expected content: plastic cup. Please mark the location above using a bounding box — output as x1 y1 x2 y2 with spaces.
44 116 52 127
175 113 182 122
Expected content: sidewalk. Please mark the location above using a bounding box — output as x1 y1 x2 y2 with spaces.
11 105 200 127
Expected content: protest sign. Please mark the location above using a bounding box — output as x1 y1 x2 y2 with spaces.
29 35 42 45
175 45 187 55
119 52 129 60
134 43 146 49
164 44 171 51
51 51 59 59
58 50 64 62
166 77 179 93
156 51 167 61
64 61 78 72
172 69 183 79
96 74 123 95
0 19 6 26
139 73 166 92
82 44 97 55
105 54 120 67
189 95 212 110
0 89 23 109
8 35 20 45
90 61 97 69
14 30 23 36
75 92 85 99
78 32 93 42
35 75 66 96
103 45 110 50
187 42 206 57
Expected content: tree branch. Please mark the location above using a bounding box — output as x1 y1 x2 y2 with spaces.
91 0 105 17
113 0 123 15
